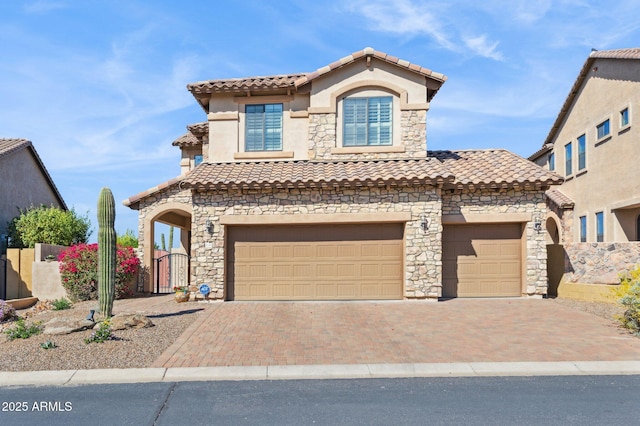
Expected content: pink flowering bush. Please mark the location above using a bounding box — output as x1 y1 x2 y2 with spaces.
59 243 140 301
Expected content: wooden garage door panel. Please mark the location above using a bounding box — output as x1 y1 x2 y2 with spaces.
442 224 522 298
228 224 403 300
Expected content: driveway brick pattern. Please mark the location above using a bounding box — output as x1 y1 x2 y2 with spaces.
152 299 640 368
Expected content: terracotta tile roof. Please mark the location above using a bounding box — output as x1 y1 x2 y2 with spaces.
590 48 640 60
172 131 200 147
0 138 31 158
294 47 447 101
545 189 574 209
125 149 562 209
187 74 306 95
186 48 447 101
429 149 563 189
180 158 453 191
532 47 640 155
123 175 183 208
0 138 67 209
172 122 208 147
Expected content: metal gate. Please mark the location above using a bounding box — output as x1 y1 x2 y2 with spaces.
0 258 6 300
154 253 190 294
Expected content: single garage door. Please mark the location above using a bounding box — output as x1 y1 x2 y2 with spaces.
227 223 403 301
442 223 523 298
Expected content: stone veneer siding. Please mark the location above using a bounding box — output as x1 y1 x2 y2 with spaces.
308 110 427 161
442 189 548 296
562 242 640 284
191 185 443 300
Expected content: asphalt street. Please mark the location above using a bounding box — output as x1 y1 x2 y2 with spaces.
1 375 639 425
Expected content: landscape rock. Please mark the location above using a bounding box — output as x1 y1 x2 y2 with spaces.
43 318 96 335
107 314 154 331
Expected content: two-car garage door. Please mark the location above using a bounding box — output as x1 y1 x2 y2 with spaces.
227 224 404 301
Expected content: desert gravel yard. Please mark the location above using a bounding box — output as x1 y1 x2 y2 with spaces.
0 295 633 372
0 295 208 372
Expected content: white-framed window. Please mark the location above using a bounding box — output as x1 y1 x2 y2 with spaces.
621 107 630 128
596 119 610 140
343 96 392 146
577 134 586 171
245 104 283 151
564 142 572 176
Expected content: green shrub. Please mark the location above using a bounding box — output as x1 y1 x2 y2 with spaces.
84 319 114 344
615 266 640 335
116 229 138 248
7 205 92 248
40 340 57 350
4 319 42 340
58 243 139 302
0 300 16 322
51 298 72 311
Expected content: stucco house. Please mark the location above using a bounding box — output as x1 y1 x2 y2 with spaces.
125 47 561 301
529 48 640 296
0 138 67 242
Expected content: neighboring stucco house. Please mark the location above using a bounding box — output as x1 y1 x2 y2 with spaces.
529 48 640 293
126 47 561 301
0 138 67 240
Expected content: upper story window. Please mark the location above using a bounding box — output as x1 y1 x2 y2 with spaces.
548 152 555 171
579 216 587 242
596 119 610 140
343 96 392 146
564 142 572 176
194 154 203 166
577 134 586 171
246 104 283 151
596 211 604 242
621 108 629 127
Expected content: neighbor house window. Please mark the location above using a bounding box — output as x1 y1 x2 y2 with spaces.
621 108 629 127
577 134 586 170
245 104 283 151
596 119 610 139
548 153 555 171
579 216 587 242
564 142 572 176
596 212 604 242
194 154 203 166
343 96 392 146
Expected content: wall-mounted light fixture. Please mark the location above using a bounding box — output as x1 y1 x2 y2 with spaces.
205 220 214 234
420 214 429 233
533 220 542 233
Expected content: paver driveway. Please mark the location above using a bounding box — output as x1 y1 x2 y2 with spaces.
150 298 640 368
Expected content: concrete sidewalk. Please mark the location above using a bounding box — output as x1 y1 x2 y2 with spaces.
2 361 640 387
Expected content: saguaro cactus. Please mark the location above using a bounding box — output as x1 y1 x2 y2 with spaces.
97 187 116 317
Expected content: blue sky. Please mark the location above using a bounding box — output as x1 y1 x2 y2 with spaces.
2 0 640 243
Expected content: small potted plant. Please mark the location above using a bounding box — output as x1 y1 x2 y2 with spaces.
173 286 190 303
45 254 56 263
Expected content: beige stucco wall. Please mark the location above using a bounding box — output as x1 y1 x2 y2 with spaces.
0 149 64 235
203 58 434 164
540 58 640 243
206 94 311 163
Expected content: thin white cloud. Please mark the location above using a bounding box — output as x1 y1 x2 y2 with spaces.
345 0 504 60
462 34 503 61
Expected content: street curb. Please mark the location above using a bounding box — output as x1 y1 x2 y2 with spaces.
2 361 640 387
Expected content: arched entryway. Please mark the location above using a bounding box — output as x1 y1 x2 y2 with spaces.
142 202 192 293
546 214 564 297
